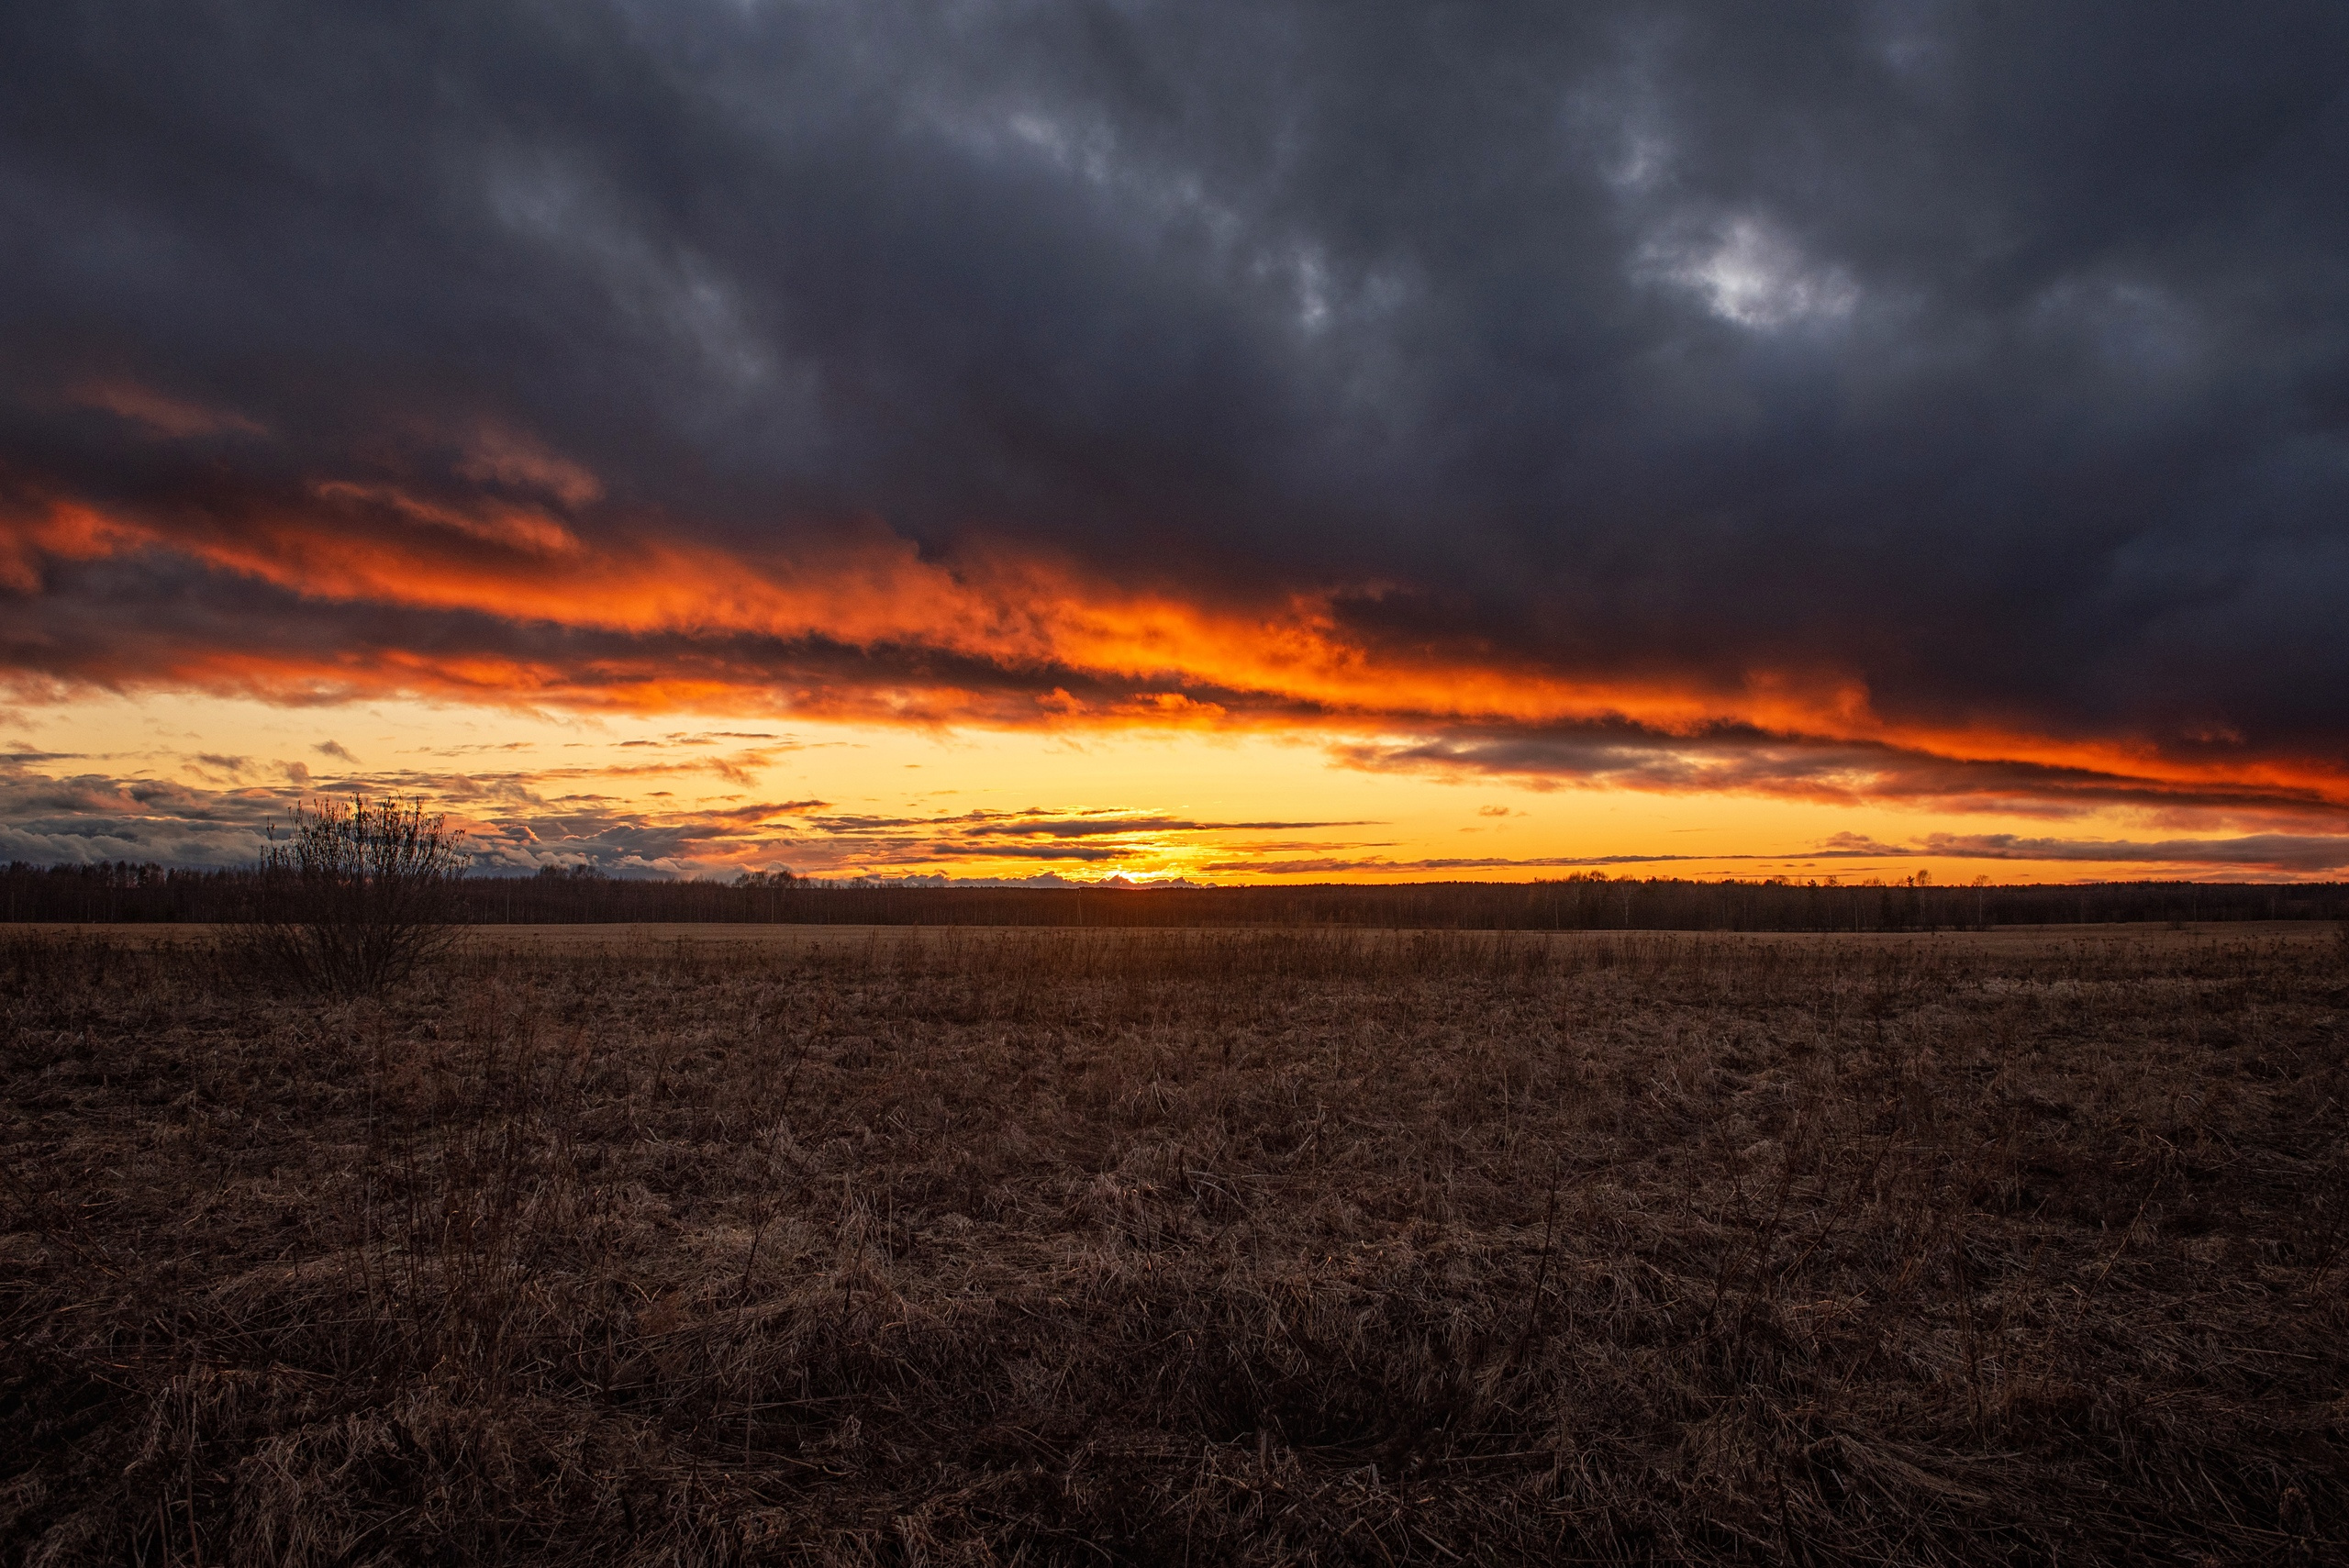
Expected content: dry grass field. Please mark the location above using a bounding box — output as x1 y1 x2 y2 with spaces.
4 924 2346 1564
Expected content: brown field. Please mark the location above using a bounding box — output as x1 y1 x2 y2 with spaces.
4 924 2345 1564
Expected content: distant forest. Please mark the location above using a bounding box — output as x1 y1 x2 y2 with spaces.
6 861 2344 930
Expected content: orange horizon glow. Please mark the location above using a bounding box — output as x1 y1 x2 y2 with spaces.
8 692 2346 885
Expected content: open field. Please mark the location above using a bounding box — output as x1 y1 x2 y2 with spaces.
7 917 2332 951
5 926 2346 1564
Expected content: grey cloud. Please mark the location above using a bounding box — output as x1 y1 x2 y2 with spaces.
0 766 284 865
2 3 2346 775
1910 832 2349 873
912 843 1130 863
1332 725 2349 819
1211 828 2349 878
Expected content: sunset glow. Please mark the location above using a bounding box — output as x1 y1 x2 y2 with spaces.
6 3 2346 883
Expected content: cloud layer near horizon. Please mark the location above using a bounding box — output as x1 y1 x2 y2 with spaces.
10 751 2349 880
5 2 2348 828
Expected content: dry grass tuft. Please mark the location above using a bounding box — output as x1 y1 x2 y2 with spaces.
4 926 2345 1563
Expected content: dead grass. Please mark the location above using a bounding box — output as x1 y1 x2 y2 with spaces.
3 926 2345 1564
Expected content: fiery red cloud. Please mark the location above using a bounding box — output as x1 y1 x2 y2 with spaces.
6 473 2349 829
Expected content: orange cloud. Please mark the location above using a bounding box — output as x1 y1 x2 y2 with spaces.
6 484 2349 817
0 488 1871 724
0 500 155 592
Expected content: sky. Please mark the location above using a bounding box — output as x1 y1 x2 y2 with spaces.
5 1 2348 884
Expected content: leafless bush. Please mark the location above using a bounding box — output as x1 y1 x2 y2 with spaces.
238 794 466 996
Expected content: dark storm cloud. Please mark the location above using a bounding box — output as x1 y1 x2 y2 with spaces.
4 2 2347 766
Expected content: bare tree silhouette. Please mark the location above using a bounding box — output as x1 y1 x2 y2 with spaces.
244 795 466 995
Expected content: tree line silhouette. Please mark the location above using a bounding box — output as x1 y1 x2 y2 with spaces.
6 860 2343 930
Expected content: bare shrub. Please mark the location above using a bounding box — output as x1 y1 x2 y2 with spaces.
239 794 467 996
